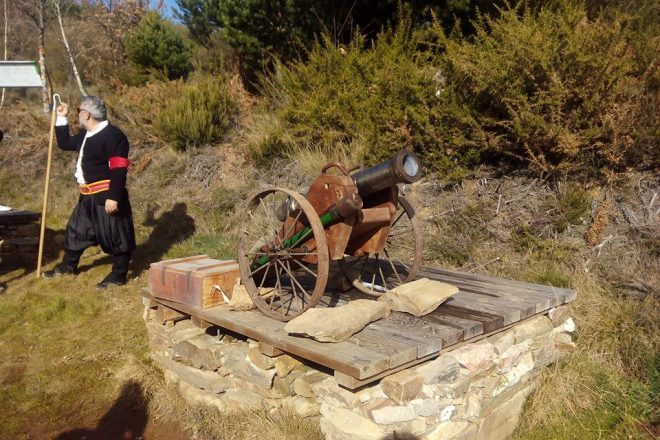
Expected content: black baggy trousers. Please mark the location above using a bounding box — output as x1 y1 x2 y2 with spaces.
62 193 136 279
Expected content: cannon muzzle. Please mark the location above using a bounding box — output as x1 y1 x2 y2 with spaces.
351 150 421 197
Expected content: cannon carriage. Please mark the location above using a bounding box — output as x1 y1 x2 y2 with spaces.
237 150 423 321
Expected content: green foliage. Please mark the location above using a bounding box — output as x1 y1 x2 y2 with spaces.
125 11 193 80
548 184 591 233
256 22 475 173
434 1 658 176
253 1 657 179
156 75 238 150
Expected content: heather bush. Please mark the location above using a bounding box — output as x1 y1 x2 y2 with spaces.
156 75 238 150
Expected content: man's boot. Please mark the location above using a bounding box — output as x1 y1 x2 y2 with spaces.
96 252 130 290
42 249 81 278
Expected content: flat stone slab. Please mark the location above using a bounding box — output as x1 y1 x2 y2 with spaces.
378 278 458 317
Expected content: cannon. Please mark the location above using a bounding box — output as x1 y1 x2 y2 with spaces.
237 150 423 321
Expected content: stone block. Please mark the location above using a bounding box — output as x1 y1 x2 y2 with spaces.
532 341 557 368
368 400 416 425
414 355 460 384
293 372 330 398
450 343 495 371
495 342 528 374
462 389 483 422
275 354 302 377
290 395 320 417
223 389 265 412
555 317 576 334
424 421 473 440
547 305 572 326
152 353 231 394
476 384 533 440
486 330 514 355
439 404 456 422
513 315 553 343
320 402 386 440
248 345 276 370
381 370 423 404
222 345 276 389
173 335 225 370
284 299 390 342
313 378 361 409
412 398 440 417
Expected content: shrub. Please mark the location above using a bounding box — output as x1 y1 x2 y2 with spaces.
156 75 238 150
433 1 658 177
256 21 475 173
125 11 193 80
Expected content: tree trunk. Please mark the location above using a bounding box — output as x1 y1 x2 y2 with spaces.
0 0 7 110
54 0 86 96
37 0 48 113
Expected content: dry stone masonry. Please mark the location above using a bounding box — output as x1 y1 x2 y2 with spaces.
143 298 575 440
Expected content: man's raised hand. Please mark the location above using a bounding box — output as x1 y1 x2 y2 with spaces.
56 103 69 117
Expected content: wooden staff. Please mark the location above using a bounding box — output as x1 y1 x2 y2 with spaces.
36 93 60 278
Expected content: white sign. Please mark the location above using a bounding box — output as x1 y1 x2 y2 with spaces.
0 61 42 88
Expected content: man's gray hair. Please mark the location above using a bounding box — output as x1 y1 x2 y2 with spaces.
80 95 107 121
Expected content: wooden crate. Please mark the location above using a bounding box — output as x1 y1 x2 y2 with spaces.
149 255 240 308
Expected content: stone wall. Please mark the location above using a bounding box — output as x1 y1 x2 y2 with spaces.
143 300 576 440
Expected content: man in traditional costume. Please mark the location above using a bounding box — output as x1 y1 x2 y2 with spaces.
43 96 135 289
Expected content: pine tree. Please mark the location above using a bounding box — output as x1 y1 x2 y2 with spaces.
125 11 192 80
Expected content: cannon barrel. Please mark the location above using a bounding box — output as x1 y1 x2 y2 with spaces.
351 150 421 197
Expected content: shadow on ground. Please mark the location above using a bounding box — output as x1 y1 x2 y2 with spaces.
75 202 196 277
55 380 148 440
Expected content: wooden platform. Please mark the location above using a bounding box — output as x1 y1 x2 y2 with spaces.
142 267 576 389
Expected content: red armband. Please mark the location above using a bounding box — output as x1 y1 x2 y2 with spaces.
109 156 131 170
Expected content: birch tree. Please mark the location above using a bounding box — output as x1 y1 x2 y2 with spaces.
16 0 49 112
0 0 7 110
52 0 86 96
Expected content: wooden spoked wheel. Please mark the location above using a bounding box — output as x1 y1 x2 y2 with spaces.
237 188 329 321
339 195 423 296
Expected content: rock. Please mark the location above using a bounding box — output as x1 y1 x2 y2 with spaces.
290 395 320 417
151 353 230 394
284 299 390 343
414 355 460 384
228 283 256 311
313 378 361 409
424 421 472 440
223 389 265 412
248 345 276 370
439 404 456 422
450 343 495 371
512 315 553 343
462 390 483 422
486 330 514 355
222 345 276 389
377 278 458 316
495 343 528 374
532 341 556 368
293 372 330 398
275 355 302 377
547 305 571 326
320 402 386 440
555 317 576 333
272 375 297 397
554 332 573 344
175 375 226 412
476 384 532 440
368 401 416 425
495 353 534 397
412 398 440 417
173 335 225 370
381 370 423 404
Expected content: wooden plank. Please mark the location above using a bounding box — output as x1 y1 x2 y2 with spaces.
348 326 417 368
433 304 504 333
421 267 576 300
155 304 187 324
383 313 459 353
191 316 212 330
421 312 484 340
361 318 445 358
445 291 522 325
259 342 284 357
420 270 558 313
145 294 391 379
335 351 438 389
